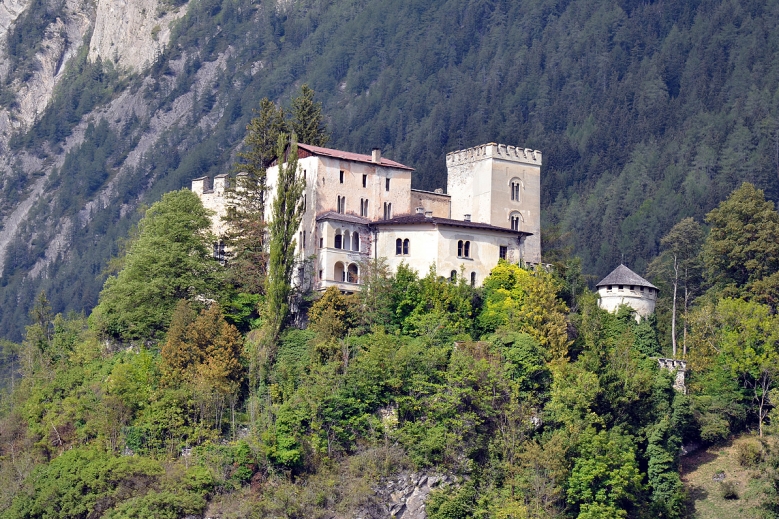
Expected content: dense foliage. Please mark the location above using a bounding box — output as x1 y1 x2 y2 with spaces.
11 182 779 517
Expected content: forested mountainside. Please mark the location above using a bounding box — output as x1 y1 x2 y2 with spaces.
1 0 779 339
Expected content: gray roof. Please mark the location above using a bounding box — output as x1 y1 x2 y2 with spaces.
596 264 657 289
316 211 371 225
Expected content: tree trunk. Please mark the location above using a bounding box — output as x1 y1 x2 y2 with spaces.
671 254 679 358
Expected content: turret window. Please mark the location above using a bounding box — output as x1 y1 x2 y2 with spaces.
510 212 522 231
510 178 522 202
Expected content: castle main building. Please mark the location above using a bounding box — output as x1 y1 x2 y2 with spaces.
192 142 542 290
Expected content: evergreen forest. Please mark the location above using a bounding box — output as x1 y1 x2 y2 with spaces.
2 0 779 338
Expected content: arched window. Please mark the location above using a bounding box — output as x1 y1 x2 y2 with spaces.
471 272 476 286
337 195 346 213
510 178 522 202
334 231 342 249
463 241 471 258
343 232 351 251
353 232 360 252
396 238 403 255
450 270 457 282
510 211 522 231
334 262 345 282
347 263 359 283
457 240 463 257
403 239 409 255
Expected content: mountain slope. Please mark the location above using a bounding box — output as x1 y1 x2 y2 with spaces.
1 0 778 339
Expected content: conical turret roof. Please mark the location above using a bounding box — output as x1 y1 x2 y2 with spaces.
596 264 657 289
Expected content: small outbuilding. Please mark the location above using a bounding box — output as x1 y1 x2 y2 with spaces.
596 264 658 319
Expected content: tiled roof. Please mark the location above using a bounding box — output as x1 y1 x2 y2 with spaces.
316 211 371 225
371 213 532 236
297 143 414 170
596 264 657 289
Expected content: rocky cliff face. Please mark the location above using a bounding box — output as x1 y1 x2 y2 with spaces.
0 0 93 143
88 0 188 72
355 472 454 519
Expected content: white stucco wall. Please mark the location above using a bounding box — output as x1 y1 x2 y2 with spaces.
597 285 657 319
375 220 521 287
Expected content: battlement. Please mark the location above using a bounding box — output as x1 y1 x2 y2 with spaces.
658 358 687 393
446 143 542 167
191 174 228 196
658 358 686 371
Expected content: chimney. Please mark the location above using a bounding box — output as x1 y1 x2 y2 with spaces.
416 207 425 214
424 211 433 219
464 214 471 221
372 148 381 163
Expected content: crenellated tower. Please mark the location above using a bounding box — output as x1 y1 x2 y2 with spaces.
445 143 542 264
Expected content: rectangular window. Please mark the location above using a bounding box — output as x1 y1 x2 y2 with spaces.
303 231 306 248
385 178 390 191
303 194 306 212
319 237 323 248
362 174 367 188
499 246 507 260
340 170 344 183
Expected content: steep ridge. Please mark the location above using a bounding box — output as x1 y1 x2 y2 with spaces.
0 0 779 339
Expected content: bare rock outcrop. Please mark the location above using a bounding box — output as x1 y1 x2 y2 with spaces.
358 472 454 519
88 0 189 72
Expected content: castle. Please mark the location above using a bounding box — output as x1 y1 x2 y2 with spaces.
192 142 542 290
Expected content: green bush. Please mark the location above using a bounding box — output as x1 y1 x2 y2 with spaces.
736 441 763 468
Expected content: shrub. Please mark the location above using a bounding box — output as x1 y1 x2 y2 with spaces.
720 481 739 500
736 441 763 468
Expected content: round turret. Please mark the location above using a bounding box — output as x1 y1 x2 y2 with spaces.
596 264 658 319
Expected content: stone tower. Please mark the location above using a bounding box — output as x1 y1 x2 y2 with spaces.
596 264 658 319
445 143 542 264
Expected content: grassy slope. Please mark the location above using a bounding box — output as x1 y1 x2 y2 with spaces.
682 435 771 518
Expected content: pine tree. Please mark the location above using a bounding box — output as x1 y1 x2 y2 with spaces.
224 98 286 293
289 84 329 147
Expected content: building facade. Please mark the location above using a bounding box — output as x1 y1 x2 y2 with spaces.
192 142 542 290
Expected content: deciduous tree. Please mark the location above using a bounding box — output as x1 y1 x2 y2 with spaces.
91 190 219 341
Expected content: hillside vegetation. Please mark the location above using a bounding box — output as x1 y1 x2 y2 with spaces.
1 0 779 338
1 181 779 517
